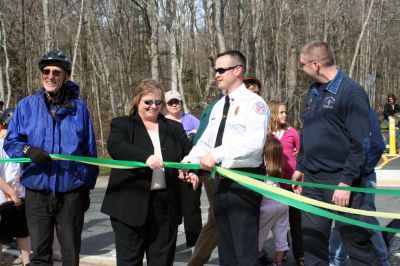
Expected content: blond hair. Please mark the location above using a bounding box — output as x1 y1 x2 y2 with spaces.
128 79 165 116
268 100 287 133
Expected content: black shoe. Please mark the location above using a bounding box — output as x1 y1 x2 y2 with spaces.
282 250 288 262
296 257 305 266
259 249 273 266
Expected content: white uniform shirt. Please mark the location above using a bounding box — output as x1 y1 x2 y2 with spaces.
0 138 24 204
184 84 269 168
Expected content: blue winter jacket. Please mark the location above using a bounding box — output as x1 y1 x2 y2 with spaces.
4 81 99 193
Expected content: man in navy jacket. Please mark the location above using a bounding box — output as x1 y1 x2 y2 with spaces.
293 41 378 266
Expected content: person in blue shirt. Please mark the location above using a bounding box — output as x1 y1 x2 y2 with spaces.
293 41 378 265
4 51 99 266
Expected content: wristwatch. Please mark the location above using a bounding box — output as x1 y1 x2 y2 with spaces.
22 145 31 155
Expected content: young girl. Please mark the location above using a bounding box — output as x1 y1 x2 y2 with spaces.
268 100 304 266
258 136 289 266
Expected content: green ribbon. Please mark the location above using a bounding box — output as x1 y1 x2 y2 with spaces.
2 154 400 232
50 154 147 169
239 180 400 233
231 169 400 196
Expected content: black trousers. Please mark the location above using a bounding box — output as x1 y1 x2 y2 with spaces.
180 181 203 247
286 187 304 261
214 178 262 266
301 182 379 266
25 188 90 266
111 190 178 266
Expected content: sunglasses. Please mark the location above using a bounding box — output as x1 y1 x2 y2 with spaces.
42 69 62 77
142 99 163 106
167 99 181 106
214 65 243 74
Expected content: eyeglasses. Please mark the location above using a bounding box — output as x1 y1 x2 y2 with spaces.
142 99 163 106
167 99 181 106
299 60 315 69
42 69 63 77
214 65 243 74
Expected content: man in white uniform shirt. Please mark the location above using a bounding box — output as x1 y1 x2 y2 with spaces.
183 50 269 265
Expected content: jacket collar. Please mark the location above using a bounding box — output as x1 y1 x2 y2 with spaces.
131 113 168 147
310 66 344 95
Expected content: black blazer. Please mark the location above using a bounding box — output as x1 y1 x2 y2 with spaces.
101 113 192 227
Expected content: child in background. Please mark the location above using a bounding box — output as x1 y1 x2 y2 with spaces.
258 136 289 266
268 100 304 266
0 108 30 266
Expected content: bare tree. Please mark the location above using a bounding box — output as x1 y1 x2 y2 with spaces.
0 11 11 107
43 0 51 51
215 0 226 52
70 0 86 80
144 0 161 81
349 0 375 77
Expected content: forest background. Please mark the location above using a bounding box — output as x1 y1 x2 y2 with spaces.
0 0 399 155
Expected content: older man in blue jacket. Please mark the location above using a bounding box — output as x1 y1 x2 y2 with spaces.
4 51 99 266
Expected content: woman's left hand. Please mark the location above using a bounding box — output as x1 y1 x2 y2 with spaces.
146 155 164 170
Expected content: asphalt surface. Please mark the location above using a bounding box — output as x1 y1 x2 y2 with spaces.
4 160 400 265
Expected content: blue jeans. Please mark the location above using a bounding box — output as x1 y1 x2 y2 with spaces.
329 172 389 266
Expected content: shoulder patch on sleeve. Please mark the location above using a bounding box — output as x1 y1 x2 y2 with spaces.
253 102 268 115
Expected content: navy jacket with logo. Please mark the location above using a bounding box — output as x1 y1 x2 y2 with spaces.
296 67 371 186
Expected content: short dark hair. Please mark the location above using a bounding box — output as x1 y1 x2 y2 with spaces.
244 77 262 90
216 50 246 70
388 93 397 103
301 41 335 67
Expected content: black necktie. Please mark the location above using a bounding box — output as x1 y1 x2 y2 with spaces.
214 95 230 148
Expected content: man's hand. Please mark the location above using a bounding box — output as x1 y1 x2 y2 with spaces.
186 172 200 190
178 169 200 190
200 152 216 171
145 155 163 170
332 182 351 207
292 170 304 194
24 146 51 164
7 187 22 207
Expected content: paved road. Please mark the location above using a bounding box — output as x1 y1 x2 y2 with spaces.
4 172 400 265
69 175 400 265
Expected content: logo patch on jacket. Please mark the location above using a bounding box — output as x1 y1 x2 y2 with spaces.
254 102 268 115
322 96 335 109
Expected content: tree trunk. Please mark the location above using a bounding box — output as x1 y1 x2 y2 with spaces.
90 0 116 117
349 0 374 77
148 0 160 81
43 0 51 51
202 0 217 101
0 12 11 107
70 0 85 80
286 22 297 110
215 0 226 52
0 31 4 102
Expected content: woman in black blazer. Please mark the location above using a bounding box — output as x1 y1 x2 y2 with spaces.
101 79 199 266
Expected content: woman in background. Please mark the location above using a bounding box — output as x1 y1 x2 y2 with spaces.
164 90 202 252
